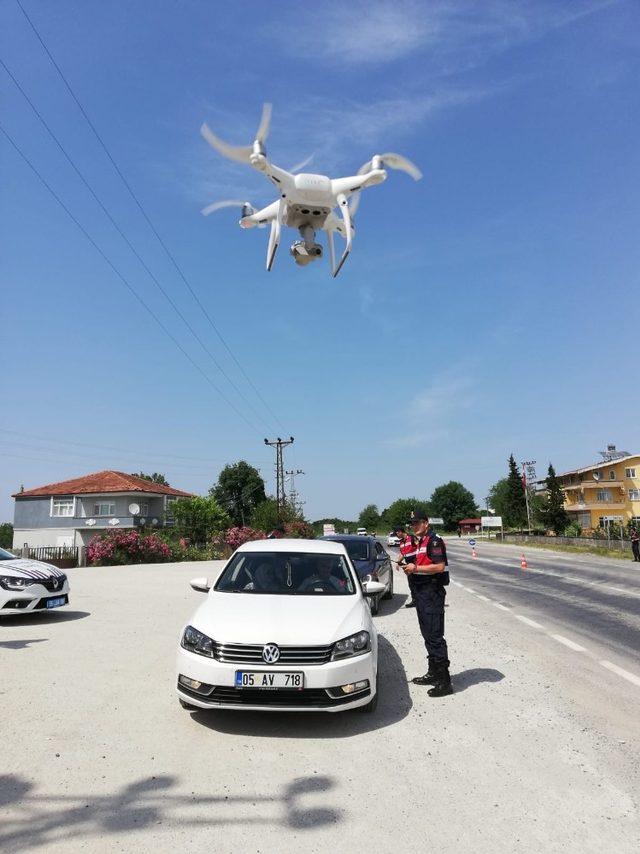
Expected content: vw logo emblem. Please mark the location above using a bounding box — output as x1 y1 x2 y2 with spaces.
262 643 280 664
52 579 59 590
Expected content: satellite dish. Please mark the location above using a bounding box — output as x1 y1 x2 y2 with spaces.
592 472 600 481
129 502 141 515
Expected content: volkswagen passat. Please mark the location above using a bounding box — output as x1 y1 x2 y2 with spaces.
176 539 385 713
0 547 70 616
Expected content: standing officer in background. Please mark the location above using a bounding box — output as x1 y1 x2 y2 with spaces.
403 510 453 697
394 525 418 608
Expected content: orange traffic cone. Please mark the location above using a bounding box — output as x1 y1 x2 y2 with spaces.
520 553 528 569
471 548 477 559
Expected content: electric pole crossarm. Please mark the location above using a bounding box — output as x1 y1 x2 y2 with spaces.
264 437 295 517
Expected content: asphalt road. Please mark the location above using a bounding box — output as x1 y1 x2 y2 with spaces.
0 547 638 853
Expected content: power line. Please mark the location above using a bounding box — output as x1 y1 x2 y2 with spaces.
15 0 286 433
0 122 262 436
0 55 272 435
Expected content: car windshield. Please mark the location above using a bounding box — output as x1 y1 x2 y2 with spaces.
0 547 16 561
332 539 370 561
215 551 356 595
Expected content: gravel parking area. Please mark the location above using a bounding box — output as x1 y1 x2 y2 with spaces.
1 558 638 853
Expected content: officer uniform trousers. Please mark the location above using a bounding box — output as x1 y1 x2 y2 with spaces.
411 576 449 666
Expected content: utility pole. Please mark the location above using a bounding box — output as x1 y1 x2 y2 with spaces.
285 469 305 515
521 460 537 534
264 437 294 516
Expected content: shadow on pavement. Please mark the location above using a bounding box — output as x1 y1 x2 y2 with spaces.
0 638 48 650
0 610 90 627
191 634 412 738
376 591 408 615
453 667 505 693
0 772 342 851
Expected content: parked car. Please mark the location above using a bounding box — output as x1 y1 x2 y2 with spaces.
321 534 393 615
176 539 384 713
387 532 400 547
0 547 70 616
356 528 367 536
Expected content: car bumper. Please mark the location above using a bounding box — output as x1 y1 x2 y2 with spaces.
0 582 70 615
175 646 376 712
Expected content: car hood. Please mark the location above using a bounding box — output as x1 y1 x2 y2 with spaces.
190 592 367 646
0 558 64 579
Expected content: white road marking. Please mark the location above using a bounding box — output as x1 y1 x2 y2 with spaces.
515 615 544 629
549 634 587 652
476 594 492 602
493 602 511 611
465 587 476 594
599 660 640 688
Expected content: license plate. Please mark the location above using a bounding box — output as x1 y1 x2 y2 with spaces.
46 596 66 609
235 671 304 690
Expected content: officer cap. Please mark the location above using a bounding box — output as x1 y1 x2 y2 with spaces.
408 509 429 522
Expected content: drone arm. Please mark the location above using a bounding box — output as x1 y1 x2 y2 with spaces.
331 169 386 199
332 193 353 278
240 200 280 229
325 228 336 276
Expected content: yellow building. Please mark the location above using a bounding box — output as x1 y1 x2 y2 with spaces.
558 450 640 530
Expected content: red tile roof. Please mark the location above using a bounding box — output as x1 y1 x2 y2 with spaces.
13 470 194 498
458 518 482 524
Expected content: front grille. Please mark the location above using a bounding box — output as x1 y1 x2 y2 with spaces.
179 683 368 708
212 641 333 666
39 575 66 592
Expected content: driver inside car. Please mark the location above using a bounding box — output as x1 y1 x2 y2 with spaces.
297 555 344 593
244 560 283 593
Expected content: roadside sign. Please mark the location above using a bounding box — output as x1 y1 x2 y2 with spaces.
481 516 502 527
429 517 444 525
468 539 476 546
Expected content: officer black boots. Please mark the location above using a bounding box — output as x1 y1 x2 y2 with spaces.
411 657 437 685
427 663 453 698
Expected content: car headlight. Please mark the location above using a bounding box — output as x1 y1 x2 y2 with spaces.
331 630 370 660
181 625 215 658
0 576 37 591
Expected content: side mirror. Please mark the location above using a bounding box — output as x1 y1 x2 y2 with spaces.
363 580 386 597
190 577 210 593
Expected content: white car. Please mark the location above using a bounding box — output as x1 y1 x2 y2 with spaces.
356 528 367 536
386 532 400 547
176 539 385 713
0 547 70 616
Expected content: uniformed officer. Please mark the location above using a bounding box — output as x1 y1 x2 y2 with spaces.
394 525 418 608
403 509 453 697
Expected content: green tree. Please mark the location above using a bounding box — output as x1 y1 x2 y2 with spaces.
358 504 380 531
539 463 570 535
382 498 431 531
211 461 266 527
251 499 302 532
429 481 477 530
131 472 169 486
0 522 13 549
171 496 229 543
504 454 528 528
487 478 510 519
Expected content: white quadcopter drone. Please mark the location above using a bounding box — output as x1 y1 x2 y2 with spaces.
200 104 422 277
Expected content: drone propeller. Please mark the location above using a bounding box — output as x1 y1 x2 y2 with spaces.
289 153 314 174
201 199 252 217
200 103 272 165
349 152 422 216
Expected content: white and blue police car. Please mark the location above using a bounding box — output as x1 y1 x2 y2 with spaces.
0 547 70 616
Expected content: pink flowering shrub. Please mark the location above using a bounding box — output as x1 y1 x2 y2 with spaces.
87 530 171 566
283 520 315 539
214 526 265 551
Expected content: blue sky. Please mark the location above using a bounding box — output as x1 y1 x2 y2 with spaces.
1 0 638 523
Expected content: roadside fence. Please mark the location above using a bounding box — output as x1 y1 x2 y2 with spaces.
503 533 631 555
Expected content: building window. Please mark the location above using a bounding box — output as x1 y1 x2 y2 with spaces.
94 502 116 517
140 503 149 517
609 470 616 480
625 468 636 478
596 489 612 502
52 498 74 517
629 489 640 501
166 497 177 523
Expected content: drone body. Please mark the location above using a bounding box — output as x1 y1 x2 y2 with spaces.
200 105 421 277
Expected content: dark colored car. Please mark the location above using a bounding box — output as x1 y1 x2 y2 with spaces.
320 535 393 614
